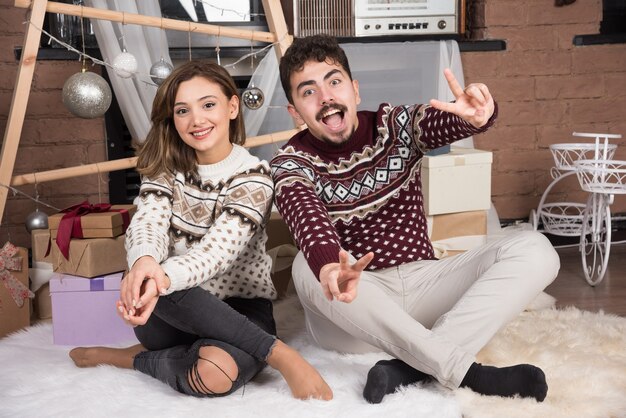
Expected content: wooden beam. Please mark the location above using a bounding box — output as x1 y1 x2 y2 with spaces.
261 0 292 59
0 0 48 223
10 128 301 187
14 0 278 43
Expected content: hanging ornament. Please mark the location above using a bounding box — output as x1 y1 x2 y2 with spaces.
25 209 49 233
62 70 112 119
242 85 264 110
112 50 138 79
150 58 173 85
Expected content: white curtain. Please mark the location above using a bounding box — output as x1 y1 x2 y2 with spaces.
85 0 172 143
244 40 473 162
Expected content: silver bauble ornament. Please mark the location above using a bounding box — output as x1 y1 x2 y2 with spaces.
242 85 264 110
112 50 138 78
25 209 49 233
150 58 173 85
62 70 112 119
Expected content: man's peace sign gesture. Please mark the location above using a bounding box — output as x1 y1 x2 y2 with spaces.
429 68 495 128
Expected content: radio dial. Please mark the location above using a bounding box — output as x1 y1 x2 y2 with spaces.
438 20 447 30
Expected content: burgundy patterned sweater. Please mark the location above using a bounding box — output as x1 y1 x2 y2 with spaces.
270 103 497 279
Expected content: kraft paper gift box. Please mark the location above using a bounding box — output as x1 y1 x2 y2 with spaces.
49 272 138 345
267 244 297 299
0 244 33 338
266 211 295 250
266 212 297 299
32 229 127 278
427 210 488 258
48 203 136 239
421 147 493 215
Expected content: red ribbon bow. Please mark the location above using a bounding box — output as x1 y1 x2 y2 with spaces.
0 241 34 312
55 201 130 259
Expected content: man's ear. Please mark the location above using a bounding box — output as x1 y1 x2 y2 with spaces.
287 104 304 125
353 79 361 106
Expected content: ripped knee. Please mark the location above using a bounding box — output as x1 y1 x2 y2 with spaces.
188 345 239 396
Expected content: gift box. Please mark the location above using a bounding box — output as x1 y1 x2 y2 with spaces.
30 260 54 320
421 147 493 215
267 244 297 299
32 229 53 263
427 210 488 258
48 203 136 239
32 229 127 278
266 211 295 250
34 282 52 320
0 244 32 338
49 272 138 345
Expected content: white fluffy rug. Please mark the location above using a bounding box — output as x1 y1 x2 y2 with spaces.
1 296 625 418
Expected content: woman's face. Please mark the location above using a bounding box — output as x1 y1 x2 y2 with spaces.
172 76 239 164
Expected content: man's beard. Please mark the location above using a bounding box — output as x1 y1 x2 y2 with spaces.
320 124 356 146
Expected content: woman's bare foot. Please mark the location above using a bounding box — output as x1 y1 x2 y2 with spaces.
69 344 145 369
266 340 333 401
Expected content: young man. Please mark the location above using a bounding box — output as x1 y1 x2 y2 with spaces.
270 34 560 404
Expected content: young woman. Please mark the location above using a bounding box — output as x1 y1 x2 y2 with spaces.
69 61 332 401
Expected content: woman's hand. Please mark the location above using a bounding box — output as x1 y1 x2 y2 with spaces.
120 256 170 314
117 278 159 326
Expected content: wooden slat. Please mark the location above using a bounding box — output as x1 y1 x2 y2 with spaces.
10 128 301 186
0 0 48 221
261 0 292 59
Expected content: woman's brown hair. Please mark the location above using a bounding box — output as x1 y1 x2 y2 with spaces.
136 61 245 178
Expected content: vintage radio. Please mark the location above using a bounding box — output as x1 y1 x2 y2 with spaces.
281 0 462 37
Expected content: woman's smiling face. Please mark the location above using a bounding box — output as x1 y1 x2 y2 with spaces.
173 76 239 164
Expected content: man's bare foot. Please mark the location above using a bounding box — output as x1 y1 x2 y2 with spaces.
266 340 333 401
69 344 145 369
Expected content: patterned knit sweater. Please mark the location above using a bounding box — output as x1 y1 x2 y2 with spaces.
125 144 276 300
271 103 497 279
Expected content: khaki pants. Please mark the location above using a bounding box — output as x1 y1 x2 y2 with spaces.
292 230 560 389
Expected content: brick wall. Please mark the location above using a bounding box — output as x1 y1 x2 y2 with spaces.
463 0 626 220
0 1 107 248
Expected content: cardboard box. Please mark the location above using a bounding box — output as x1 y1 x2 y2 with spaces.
421 147 493 215
49 272 138 345
34 283 52 320
0 246 31 338
427 210 488 258
32 229 127 278
48 204 136 239
32 229 52 263
268 244 297 299
266 211 295 250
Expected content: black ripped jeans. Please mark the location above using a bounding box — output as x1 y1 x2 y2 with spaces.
132 287 277 397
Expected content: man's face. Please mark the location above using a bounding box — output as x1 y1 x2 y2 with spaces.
287 59 361 146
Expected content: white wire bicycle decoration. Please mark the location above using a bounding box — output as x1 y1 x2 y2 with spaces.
531 132 626 286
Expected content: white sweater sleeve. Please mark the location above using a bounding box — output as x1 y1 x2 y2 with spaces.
124 174 173 269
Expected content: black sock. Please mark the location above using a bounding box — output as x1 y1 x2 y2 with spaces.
363 359 431 404
460 362 548 402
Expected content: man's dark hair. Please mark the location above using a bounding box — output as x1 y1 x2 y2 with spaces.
279 34 352 104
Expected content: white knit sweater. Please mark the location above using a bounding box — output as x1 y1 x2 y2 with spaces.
125 145 276 300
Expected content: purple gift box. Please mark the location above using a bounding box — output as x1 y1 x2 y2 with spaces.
49 271 138 346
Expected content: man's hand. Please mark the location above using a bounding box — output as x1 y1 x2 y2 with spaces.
319 250 374 303
429 68 495 128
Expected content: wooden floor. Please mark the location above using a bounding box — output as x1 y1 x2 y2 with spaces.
546 240 626 316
